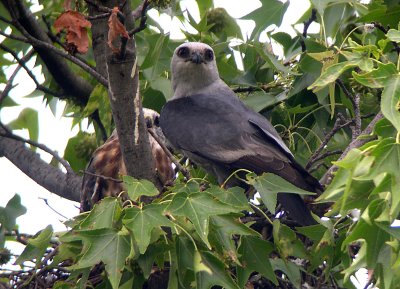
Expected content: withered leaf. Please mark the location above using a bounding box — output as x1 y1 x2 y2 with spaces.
54 10 91 54
107 7 130 53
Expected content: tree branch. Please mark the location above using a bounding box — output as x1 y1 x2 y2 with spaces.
300 8 317 52
0 122 73 174
1 0 94 106
128 0 150 36
89 0 160 191
320 112 384 186
0 50 35 105
0 44 64 98
148 128 191 180
0 126 81 202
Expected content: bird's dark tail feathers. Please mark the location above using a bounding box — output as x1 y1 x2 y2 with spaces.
277 193 317 226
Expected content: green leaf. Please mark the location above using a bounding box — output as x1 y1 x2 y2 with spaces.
123 203 171 254
8 108 39 143
387 29 400 42
0 194 26 232
72 228 131 289
137 242 169 278
79 198 122 230
1 96 18 107
64 131 92 172
206 185 250 210
352 62 397 88
308 60 360 92
246 173 314 214
272 220 308 259
209 214 258 264
166 191 236 248
194 251 241 289
122 175 159 201
16 225 53 265
365 138 400 178
270 258 301 288
381 75 400 132
242 91 287 112
241 0 289 40
237 236 277 287
342 200 390 268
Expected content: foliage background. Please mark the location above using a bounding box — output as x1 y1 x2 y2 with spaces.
1 0 400 288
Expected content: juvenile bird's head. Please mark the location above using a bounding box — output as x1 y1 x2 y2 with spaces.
171 42 221 99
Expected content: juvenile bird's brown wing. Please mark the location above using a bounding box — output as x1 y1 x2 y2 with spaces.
80 109 174 212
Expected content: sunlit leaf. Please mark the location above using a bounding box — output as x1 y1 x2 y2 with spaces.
71 228 131 289
16 225 53 265
194 251 240 289
123 203 171 254
8 108 39 143
166 191 237 248
381 75 400 132
122 175 159 201
246 173 314 214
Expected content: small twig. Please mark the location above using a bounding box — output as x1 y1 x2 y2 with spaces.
38 198 68 219
147 128 191 180
301 8 317 52
306 114 348 169
353 93 362 138
373 22 400 55
0 29 108 87
309 150 342 166
233 86 258 93
0 43 64 97
6 230 32 245
0 50 35 105
91 110 108 142
86 12 110 20
321 112 384 186
336 79 362 139
80 170 123 183
336 79 356 107
0 122 74 174
128 0 150 36
85 0 125 19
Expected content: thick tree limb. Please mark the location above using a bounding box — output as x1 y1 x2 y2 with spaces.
0 126 81 202
89 0 160 190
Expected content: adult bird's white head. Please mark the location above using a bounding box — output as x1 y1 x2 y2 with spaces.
171 42 227 99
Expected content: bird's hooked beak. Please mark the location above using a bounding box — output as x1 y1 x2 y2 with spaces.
190 51 204 64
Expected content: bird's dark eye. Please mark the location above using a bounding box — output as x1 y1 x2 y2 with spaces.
177 47 189 58
153 115 160 127
204 49 214 61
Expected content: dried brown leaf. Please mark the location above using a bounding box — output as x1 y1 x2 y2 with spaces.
107 7 130 53
54 11 91 54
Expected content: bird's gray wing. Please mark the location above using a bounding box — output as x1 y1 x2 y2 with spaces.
160 93 320 225
160 93 318 190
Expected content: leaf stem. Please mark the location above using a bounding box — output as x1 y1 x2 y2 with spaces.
249 203 273 225
339 24 366 51
221 169 253 188
396 132 400 143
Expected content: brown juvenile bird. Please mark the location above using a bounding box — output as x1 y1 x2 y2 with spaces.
80 108 174 212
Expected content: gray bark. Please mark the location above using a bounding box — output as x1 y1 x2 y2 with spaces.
0 127 81 203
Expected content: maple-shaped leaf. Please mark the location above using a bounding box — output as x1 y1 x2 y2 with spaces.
122 203 172 254
108 7 130 53
165 191 237 248
54 10 91 53
71 228 131 289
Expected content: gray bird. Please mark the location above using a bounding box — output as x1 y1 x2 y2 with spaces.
160 42 322 225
